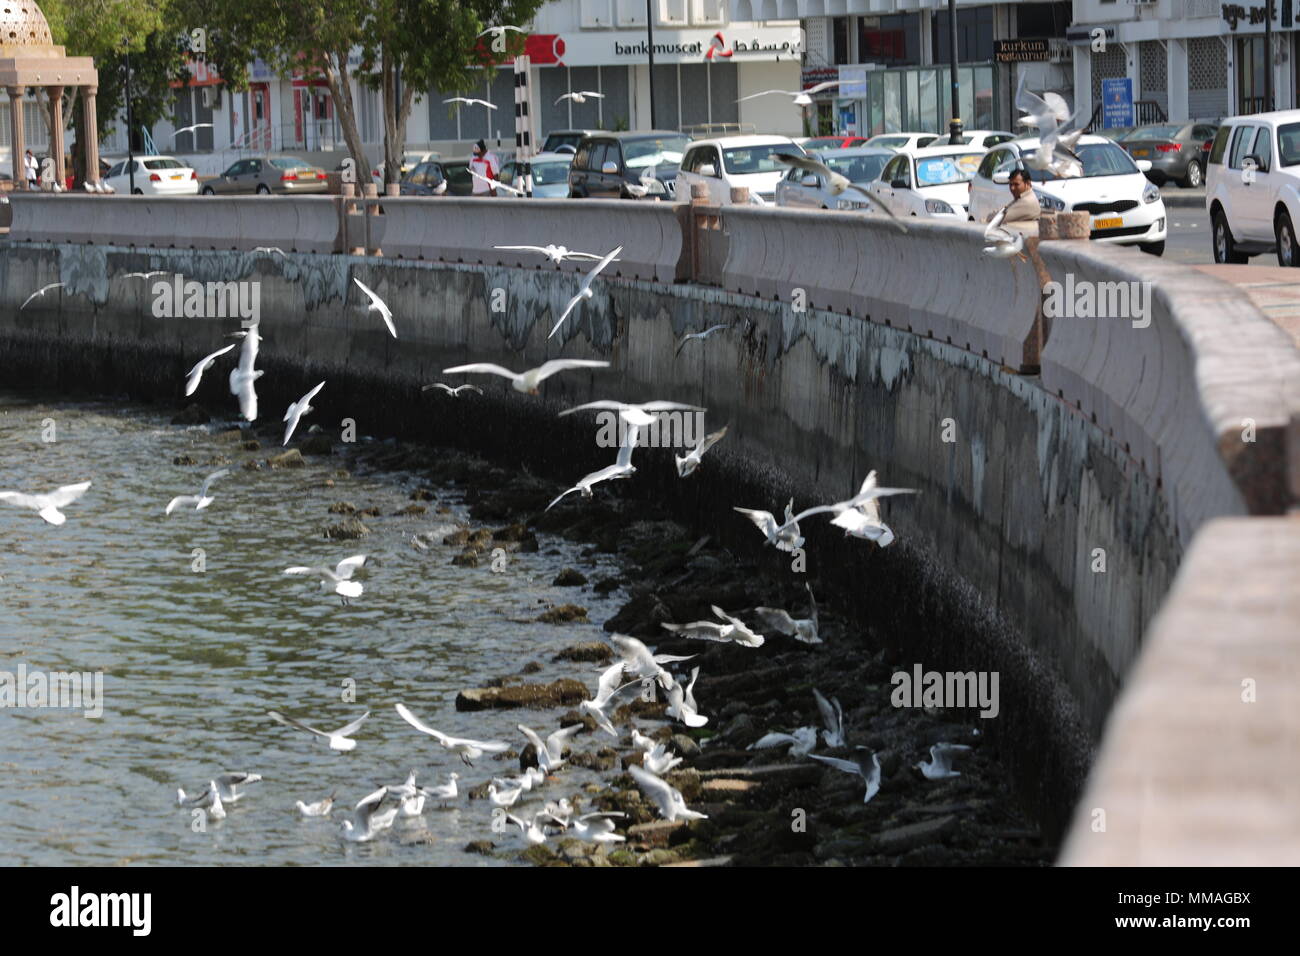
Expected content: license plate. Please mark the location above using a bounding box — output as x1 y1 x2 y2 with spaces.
1131 149 1149 157
171 174 183 179
1095 216 1123 229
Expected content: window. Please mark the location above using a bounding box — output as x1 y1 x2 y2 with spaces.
1277 123 1300 167
721 144 791 174
405 164 428 185
1192 125 1217 142
1228 125 1258 169
107 162 124 178
1208 124 1233 165
623 135 689 168
143 158 185 170
1252 127 1273 171
1018 142 1138 181
915 152 982 186
977 150 1003 179
270 158 311 170
248 160 262 173
226 160 247 175
825 153 889 183
588 143 609 170
530 160 570 185
883 155 908 185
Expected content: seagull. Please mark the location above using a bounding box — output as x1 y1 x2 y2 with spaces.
808 748 881 803
253 246 288 257
682 666 701 714
121 270 168 280
623 164 666 199
828 471 903 547
282 381 325 446
492 244 605 264
470 167 526 195
737 81 840 107
1016 74 1083 178
675 324 729 356
400 793 427 817
749 726 818 757
578 661 644 737
418 772 460 802
773 153 906 230
983 207 1027 259
0 481 91 526
506 810 549 845
207 782 227 820
660 605 765 648
675 424 727 478
774 477 918 540
442 359 609 395
518 723 583 773
545 810 626 843
663 676 708 727
916 743 973 780
1015 72 1071 131
631 726 657 754
296 791 337 817
340 787 395 842
628 764 708 821
393 702 510 765
443 96 497 110
172 123 214 141
642 742 684 775
556 91 604 105
734 499 805 552
752 583 820 644
385 770 421 802
228 322 263 421
477 25 526 39
545 423 641 512
352 277 396 338
210 772 262 803
609 634 677 689
813 688 846 748
20 282 65 310
488 783 524 808
164 469 229 515
548 245 623 339
186 343 238 395
422 383 483 397
494 766 544 793
559 400 704 428
267 709 370 751
282 554 367 605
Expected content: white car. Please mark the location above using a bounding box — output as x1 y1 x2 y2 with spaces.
968 135 1167 255
676 135 806 205
103 156 199 196
774 147 894 211
1205 109 1300 265
864 131 941 152
867 145 986 219
959 129 1017 149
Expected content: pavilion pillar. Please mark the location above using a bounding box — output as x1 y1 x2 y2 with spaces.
82 86 99 184
47 85 65 187
8 86 25 190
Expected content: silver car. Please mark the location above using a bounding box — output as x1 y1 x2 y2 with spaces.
496 152 574 198
201 156 328 195
774 147 894 210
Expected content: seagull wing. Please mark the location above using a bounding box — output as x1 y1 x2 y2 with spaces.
581 245 622 290
394 703 451 746
615 423 641 469
550 292 585 338
737 90 794 102
628 764 677 817
517 724 546 756
557 400 633 418
807 752 861 774
495 245 549 254
591 661 629 706
199 469 229 498
334 711 371 738
545 724 584 760
813 688 838 736
300 381 326 406
334 554 367 579
43 481 92 509
752 607 797 636
532 359 611 383
805 81 841 95
165 495 197 514
443 363 521 382
984 206 1008 240
733 507 777 538
692 424 728 458
268 710 331 739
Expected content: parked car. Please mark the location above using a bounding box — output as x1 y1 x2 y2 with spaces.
541 129 600 155
866 145 986 219
440 159 474 196
1206 110 1300 265
201 156 328 195
374 149 441 182
675 135 806 205
802 135 869 152
864 131 940 152
497 151 574 198
103 156 199 196
775 146 893 210
959 129 1017 149
1122 121 1219 188
398 160 447 196
568 131 689 199
968 135 1167 254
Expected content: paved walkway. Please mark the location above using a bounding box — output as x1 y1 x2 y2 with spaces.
1196 265 1300 347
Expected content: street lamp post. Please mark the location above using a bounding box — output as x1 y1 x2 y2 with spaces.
125 47 135 193
947 0 962 144
646 0 657 128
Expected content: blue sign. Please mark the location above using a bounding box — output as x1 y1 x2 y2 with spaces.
1102 77 1133 128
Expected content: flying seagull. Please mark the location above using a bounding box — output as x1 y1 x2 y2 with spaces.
172 123 213 141
477 25 526 39
982 206 1027 260
559 399 704 428
282 554 367 605
556 91 604 105
122 270 168 280
828 471 903 547
518 723 584 773
470 167 526 195
773 152 906 230
663 676 708 727
352 277 396 338
282 381 325 446
774 477 918 539
734 498 805 552
675 324 729 355
578 661 644 737
549 245 623 339
675 424 727 478
180 772 262 807
20 282 65 310
749 726 818 757
493 244 606 264
624 164 666 199
661 605 765 648
165 469 229 515
1016 74 1083 178
253 246 288 257
808 747 882 803
753 583 821 644
737 81 840 107
813 688 846 748
268 710 370 752
545 423 641 511
443 97 497 110
442 359 609 395
393 702 510 765
0 480 91 526
340 787 396 842
916 743 973 780
628 764 708 821
422 383 483 397
228 322 263 421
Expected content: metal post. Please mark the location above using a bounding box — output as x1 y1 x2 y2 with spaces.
646 0 657 128
1266 0 1274 112
126 48 135 193
947 0 962 144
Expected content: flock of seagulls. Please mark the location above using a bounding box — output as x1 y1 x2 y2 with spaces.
1016 76 1084 180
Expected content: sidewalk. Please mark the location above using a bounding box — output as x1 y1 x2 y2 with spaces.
1195 264 1300 347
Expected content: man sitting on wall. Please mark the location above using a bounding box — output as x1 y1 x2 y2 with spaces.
1000 167 1041 235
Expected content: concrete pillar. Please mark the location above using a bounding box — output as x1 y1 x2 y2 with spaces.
83 86 100 185
1167 40 1188 124
48 86 66 187
1073 49 1091 128
8 86 25 190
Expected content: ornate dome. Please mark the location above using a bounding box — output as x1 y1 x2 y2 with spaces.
0 2 53 46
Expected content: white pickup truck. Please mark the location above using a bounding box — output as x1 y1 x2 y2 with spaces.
1206 109 1300 265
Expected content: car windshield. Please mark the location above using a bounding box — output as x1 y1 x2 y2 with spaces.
1019 142 1139 180
722 143 798 174
824 153 889 183
869 136 908 149
624 136 690 168
530 161 570 185
270 158 311 170
1277 123 1300 166
143 158 184 170
1128 124 1184 140
914 152 983 186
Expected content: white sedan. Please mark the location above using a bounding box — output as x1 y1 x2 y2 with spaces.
774 147 894 210
867 145 986 219
103 156 199 196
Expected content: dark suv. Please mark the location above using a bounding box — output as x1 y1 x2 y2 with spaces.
567 131 690 200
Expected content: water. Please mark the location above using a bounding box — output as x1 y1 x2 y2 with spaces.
0 393 629 865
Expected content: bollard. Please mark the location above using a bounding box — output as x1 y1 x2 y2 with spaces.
1039 211 1058 240
1056 211 1090 239
690 183 720 283
385 183 400 197
730 186 750 205
362 183 380 256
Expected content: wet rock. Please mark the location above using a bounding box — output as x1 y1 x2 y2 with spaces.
173 454 199 466
671 734 701 756
328 502 357 514
451 550 480 567
300 434 334 456
464 840 496 856
639 848 682 867
593 577 621 595
535 604 588 624
520 845 560 866
872 815 957 853
324 518 369 540
444 527 493 549
553 568 588 587
242 439 261 451
357 506 382 517
720 713 758 745
606 849 638 867
520 661 543 675
568 749 619 772
603 591 673 636
241 460 262 471
268 449 305 468
393 504 427 516
321 479 335 488
170 405 210 426
436 506 452 515
553 642 614 664
627 820 687 848
492 522 531 542
410 488 436 501
455 678 589 712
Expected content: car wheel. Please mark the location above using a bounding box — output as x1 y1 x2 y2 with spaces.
1212 207 1250 264
1138 241 1165 256
256 184 271 195
1182 160 1203 189
201 186 214 195
132 188 143 195
1275 210 1300 267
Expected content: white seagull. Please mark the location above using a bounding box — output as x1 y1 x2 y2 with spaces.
282 380 325 446
296 791 337 817
122 270 168 280
559 399 703 428
675 424 727 478
664 676 708 727
422 383 483 397
752 583 820 644
813 688 846 748
916 743 973 780
545 810 626 843
353 277 397 338
642 742 684 775
506 810 549 845
443 96 497 110
488 783 524 808
164 469 229 515
493 244 605 264
983 206 1027 260
184 345 236 397
734 499 805 552
808 748 882 803
578 661 644 737
1016 74 1083 178
628 764 708 821
556 91 604 105
0 480 91 526
470 167 526 195
20 282 65 310
623 164 665 198
211 772 262 803
418 772 461 802
773 152 906 229
253 246 288 257
393 702 510 766
477 25 526 39
267 709 370 751
442 358 609 395
609 635 678 689
749 726 819 757
737 81 840 107
675 324 729 356
228 322 262 421
548 245 623 339
518 723 583 773
172 123 214 141
660 605 765 648
340 787 395 842
545 423 641 512
207 782 227 820
774 477 918 539
282 554 367 605
828 471 904 547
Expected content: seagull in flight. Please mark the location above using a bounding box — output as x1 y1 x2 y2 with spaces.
122 270 168 280
734 498 805 552
518 723 583 773
578 661 644 737
228 322 263 421
180 772 262 806
549 245 623 339
340 787 396 842
916 743 973 780
493 244 606 264
663 675 708 727
544 809 626 843
753 583 820 644
422 383 483 397
477 25 526 40
20 282 65 310
809 748 881 803
353 277 396 337
470 167 526 195
556 91 604 105
642 740 684 775
737 81 840 107
675 424 727 478
623 164 666 199
773 152 906 229
982 206 1027 260
506 810 550 845
296 791 337 817
813 688 846 748
165 469 229 515
282 381 325 445
442 358 609 395
662 605 765 647
268 709 370 751
628 764 708 821
545 423 641 511
609 634 680 690
0 480 91 526
253 246 288 257
749 726 818 757
675 324 728 355
443 96 497 110
559 399 704 428
172 123 213 141
283 554 367 605
774 477 918 540
1016 74 1083 178
393 702 510 765
828 471 904 547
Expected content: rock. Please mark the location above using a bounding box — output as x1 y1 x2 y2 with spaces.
455 678 589 712
671 734 701 756
593 577 621 595
170 405 210 426
602 591 674 636
552 567 588 587
520 661 543 675
411 488 436 501
464 840 496 856
173 454 199 466
436 506 452 514
324 518 369 540
872 815 957 853
606 849 638 867
241 439 261 451
321 479 335 488
451 550 480 567
639 848 682 867
268 449 305 468
627 820 686 848
300 434 333 456
328 502 356 514
720 713 758 744
552 642 613 664
393 504 427 516
492 522 531 542
241 460 262 471
520 844 560 866
568 749 618 772
535 604 588 624
357 506 382 517
702 779 759 794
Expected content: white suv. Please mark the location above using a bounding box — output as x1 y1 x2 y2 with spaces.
1206 110 1300 265
675 135 805 205
968 135 1167 255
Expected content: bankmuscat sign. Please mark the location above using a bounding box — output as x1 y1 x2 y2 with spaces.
522 25 804 67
